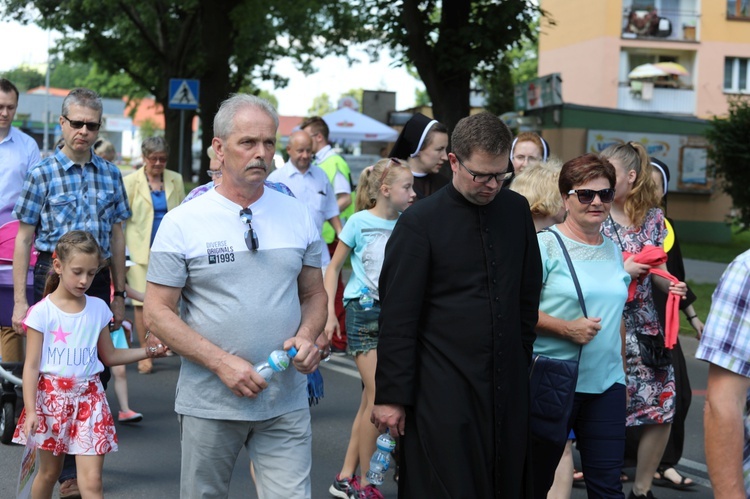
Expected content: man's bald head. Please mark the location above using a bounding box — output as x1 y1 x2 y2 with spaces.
287 130 313 172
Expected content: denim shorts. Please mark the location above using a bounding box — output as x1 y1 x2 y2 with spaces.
344 300 380 356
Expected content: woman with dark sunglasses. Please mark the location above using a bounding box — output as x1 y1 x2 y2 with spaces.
600 142 688 499
532 154 631 498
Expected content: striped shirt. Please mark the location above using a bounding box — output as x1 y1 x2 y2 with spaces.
12 148 131 258
696 249 750 495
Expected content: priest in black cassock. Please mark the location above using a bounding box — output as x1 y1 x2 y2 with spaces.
372 112 543 499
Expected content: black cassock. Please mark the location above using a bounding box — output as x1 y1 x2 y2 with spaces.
376 182 542 499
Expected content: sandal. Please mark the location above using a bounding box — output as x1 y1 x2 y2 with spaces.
654 466 694 490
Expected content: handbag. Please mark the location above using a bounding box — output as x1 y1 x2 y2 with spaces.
529 229 587 447
636 331 672 368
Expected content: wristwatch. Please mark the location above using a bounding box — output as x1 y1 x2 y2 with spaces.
113 290 127 299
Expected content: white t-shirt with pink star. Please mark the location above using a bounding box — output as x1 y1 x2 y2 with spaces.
24 296 113 378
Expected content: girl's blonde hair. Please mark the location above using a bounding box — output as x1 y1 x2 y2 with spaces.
600 141 660 227
509 158 563 218
44 231 104 298
355 158 411 211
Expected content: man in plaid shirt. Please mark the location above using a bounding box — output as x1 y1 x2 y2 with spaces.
11 87 131 498
697 249 750 498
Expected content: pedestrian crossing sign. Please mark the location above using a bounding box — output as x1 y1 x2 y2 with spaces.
168 79 200 110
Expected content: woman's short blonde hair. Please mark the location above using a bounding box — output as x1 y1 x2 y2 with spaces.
510 158 563 218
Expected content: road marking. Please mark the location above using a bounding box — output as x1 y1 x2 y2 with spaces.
320 355 360 379
677 458 711 488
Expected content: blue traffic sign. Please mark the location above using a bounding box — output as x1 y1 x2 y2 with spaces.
168 79 200 110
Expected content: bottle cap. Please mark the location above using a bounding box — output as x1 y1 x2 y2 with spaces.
288 346 298 358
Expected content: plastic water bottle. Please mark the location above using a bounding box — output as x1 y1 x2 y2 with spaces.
365 430 396 486
255 347 298 382
359 287 374 310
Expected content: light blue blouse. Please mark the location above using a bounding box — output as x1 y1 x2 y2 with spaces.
535 226 631 394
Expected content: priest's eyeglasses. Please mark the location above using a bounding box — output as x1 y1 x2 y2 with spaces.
567 188 615 204
239 208 259 251
455 154 514 184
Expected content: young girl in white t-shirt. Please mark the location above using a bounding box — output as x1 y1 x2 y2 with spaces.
324 158 415 499
13 230 168 499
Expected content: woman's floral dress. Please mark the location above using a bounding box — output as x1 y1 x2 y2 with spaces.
602 208 675 426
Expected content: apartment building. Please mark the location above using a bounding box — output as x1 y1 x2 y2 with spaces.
533 0 750 241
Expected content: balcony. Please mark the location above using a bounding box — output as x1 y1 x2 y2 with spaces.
621 2 700 43
617 84 695 115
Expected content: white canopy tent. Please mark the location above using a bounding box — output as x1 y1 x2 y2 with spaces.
321 107 399 143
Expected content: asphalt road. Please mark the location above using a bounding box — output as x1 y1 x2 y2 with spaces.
0 343 713 498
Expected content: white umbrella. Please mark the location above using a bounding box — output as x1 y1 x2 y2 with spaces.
321 107 399 142
654 62 689 76
628 63 668 79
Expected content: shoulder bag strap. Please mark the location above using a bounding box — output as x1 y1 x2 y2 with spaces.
542 228 587 361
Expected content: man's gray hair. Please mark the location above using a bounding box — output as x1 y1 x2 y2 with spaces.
451 112 513 161
62 88 103 117
213 94 279 140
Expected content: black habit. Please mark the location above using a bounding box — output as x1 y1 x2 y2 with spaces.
375 182 543 498
412 172 449 201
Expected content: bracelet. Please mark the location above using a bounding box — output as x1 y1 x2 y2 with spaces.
686 315 698 321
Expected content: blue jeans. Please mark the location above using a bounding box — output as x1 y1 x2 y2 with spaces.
570 383 627 499
344 300 380 356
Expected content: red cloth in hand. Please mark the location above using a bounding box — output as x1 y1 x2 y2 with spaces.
622 246 679 349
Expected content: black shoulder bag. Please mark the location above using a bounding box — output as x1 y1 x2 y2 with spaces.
607 216 672 368
529 229 586 449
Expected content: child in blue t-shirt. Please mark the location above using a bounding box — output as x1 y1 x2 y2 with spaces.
324 158 415 498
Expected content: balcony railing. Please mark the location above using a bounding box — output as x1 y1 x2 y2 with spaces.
621 8 700 42
617 84 696 115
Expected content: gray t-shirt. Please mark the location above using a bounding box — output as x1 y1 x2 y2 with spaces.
148 187 322 421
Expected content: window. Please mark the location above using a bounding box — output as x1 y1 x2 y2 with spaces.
725 57 750 93
728 0 750 18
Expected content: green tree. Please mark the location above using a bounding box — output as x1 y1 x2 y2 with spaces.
705 96 750 231
2 0 365 183
308 93 334 116
362 0 546 131
479 19 541 116
0 65 44 91
48 59 90 89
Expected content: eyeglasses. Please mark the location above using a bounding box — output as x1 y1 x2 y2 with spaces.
207 170 222 179
513 154 540 164
455 154 514 184
62 115 101 131
146 155 168 164
239 208 259 251
567 188 615 204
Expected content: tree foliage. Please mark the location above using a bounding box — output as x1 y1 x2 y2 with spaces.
705 96 750 231
1 0 366 182
360 0 545 131
308 93 334 116
0 65 45 91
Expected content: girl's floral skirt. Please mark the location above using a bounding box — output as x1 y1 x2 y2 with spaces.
12 374 118 455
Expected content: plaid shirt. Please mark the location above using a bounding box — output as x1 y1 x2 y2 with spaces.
696 249 750 495
12 148 131 258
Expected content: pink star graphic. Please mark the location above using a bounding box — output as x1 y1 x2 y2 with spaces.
50 325 72 344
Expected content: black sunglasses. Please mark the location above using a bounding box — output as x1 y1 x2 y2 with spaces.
62 115 102 131
567 188 615 204
239 208 259 251
455 154 514 184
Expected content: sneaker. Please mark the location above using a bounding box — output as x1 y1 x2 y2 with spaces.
329 474 360 498
118 410 143 423
59 478 82 499
355 484 384 499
